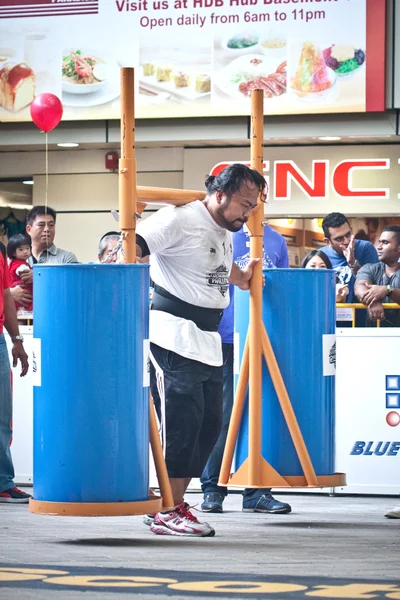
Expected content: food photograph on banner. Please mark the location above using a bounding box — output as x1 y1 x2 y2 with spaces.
138 42 213 115
61 48 121 112
212 24 367 114
0 18 139 121
0 0 384 121
50 20 138 119
0 28 61 118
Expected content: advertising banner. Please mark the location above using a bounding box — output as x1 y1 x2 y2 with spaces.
184 145 400 217
0 0 385 122
335 329 400 495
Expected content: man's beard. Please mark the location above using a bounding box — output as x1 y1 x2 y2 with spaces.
216 205 247 232
332 244 344 256
225 219 246 232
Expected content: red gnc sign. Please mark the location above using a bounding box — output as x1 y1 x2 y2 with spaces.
210 159 390 201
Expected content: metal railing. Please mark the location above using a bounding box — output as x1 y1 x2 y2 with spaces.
336 303 400 328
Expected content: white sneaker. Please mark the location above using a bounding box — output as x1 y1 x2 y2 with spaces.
384 506 400 519
150 502 215 537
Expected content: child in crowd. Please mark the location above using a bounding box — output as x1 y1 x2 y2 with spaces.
7 233 33 312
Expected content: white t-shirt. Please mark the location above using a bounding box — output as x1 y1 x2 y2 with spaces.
137 200 233 366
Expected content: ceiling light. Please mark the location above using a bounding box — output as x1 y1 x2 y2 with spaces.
0 202 33 209
318 136 341 141
57 142 79 148
23 180 34 185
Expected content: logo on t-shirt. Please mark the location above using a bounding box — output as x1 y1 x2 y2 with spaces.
335 265 353 285
206 263 229 297
235 249 275 271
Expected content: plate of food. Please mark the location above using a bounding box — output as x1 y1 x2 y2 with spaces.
139 63 211 101
215 54 287 100
290 41 338 103
61 82 120 107
221 33 260 54
0 48 17 63
259 31 286 60
323 44 365 79
138 90 171 106
62 49 119 95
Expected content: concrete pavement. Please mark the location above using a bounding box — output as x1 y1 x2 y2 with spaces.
0 491 399 600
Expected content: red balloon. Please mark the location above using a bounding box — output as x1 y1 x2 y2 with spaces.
30 93 63 132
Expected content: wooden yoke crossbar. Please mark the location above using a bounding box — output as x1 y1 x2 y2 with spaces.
137 186 205 207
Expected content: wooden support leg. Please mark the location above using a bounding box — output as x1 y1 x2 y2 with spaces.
218 335 249 485
149 397 174 510
260 324 318 487
225 329 290 490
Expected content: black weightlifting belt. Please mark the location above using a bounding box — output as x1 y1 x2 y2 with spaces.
151 284 223 332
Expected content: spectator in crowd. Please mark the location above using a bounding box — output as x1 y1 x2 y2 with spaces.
26 206 78 265
101 232 149 266
365 218 379 246
0 241 30 503
302 249 349 302
322 212 379 302
98 232 120 263
7 233 33 312
10 206 78 308
354 226 400 326
201 223 292 515
302 249 333 270
354 229 369 241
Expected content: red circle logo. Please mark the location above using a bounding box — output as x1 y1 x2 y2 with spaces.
386 411 400 427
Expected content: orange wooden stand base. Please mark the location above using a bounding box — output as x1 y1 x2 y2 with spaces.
29 493 163 517
222 470 346 489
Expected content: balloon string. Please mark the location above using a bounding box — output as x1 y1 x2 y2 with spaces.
45 131 49 259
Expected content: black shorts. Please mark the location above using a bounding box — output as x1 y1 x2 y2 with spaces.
149 343 223 479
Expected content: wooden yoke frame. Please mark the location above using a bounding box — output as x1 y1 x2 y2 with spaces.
30 79 344 518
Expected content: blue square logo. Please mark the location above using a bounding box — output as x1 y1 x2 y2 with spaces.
386 375 400 391
386 393 400 409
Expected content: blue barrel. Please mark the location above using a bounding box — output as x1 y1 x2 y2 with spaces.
33 264 150 503
235 269 336 476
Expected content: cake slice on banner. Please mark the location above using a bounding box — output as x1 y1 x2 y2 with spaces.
291 41 335 100
0 62 36 112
